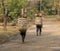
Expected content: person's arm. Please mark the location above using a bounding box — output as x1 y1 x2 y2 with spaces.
41 17 43 28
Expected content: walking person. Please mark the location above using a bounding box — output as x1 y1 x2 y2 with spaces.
35 13 43 36
17 8 28 43
17 13 28 43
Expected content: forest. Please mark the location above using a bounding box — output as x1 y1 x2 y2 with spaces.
0 0 60 30
0 0 60 21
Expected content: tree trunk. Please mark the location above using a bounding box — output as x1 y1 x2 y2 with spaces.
2 0 7 31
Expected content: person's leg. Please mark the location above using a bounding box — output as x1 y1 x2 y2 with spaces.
20 29 26 43
22 33 25 43
36 25 39 36
39 25 42 36
22 30 26 43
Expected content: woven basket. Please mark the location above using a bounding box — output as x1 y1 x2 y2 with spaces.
18 18 27 30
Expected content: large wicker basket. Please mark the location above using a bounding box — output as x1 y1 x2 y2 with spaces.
18 18 27 30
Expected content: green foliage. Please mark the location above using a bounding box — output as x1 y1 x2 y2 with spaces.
18 0 28 8
36 1 40 12
36 0 58 15
0 0 28 22
27 8 35 19
0 1 2 16
0 0 59 22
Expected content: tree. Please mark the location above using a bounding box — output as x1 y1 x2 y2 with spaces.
2 0 7 30
1 0 28 25
36 0 58 15
4 0 28 20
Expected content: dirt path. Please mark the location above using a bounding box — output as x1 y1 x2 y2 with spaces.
0 18 60 51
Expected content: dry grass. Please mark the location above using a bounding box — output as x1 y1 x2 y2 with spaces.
0 26 19 44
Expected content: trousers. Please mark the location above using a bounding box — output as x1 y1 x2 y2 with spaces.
20 29 26 43
36 24 42 36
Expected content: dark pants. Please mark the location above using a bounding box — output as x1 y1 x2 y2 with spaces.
36 24 42 36
20 29 26 43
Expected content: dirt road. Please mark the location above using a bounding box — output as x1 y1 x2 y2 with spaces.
0 18 60 51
